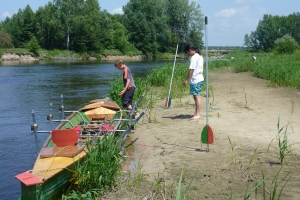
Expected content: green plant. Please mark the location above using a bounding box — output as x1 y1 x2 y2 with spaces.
228 136 236 164
64 135 124 197
244 166 291 200
274 34 299 54
145 91 158 123
249 146 258 164
268 116 292 164
27 36 40 56
176 166 199 200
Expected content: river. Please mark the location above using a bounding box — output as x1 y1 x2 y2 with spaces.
0 59 167 199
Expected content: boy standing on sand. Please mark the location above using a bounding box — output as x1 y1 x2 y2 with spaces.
183 44 204 120
114 59 136 110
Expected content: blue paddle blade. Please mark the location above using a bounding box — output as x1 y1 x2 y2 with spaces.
164 98 171 108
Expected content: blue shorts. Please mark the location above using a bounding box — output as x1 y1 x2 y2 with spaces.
190 81 204 96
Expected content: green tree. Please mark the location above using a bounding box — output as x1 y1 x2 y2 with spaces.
290 12 300 44
248 13 300 52
243 34 250 50
27 36 40 56
22 5 36 44
0 28 12 48
166 0 204 51
35 2 64 50
274 34 299 54
7 10 25 47
122 0 168 57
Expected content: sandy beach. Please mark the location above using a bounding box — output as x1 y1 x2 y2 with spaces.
104 69 300 199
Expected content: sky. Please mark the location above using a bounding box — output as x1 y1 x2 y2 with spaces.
0 0 299 46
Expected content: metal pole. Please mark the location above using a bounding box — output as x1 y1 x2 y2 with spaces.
31 110 39 155
48 102 53 131
205 16 209 151
60 94 64 119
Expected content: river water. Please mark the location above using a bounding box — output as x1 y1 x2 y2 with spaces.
0 59 167 199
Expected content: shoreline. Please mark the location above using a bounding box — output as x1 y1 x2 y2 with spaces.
111 69 300 199
0 52 144 62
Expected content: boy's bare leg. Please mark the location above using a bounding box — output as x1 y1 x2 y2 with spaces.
191 95 200 119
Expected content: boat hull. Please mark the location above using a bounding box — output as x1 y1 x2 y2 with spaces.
16 98 121 199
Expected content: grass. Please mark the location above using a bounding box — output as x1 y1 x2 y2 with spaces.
243 166 292 200
176 166 200 200
60 49 299 199
63 135 124 199
268 116 293 165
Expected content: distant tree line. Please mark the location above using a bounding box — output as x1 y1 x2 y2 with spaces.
244 13 300 52
0 0 204 58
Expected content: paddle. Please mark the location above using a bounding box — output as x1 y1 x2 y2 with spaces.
201 16 214 152
165 42 179 108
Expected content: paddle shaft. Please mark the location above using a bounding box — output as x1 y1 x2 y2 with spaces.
205 16 209 151
166 43 179 108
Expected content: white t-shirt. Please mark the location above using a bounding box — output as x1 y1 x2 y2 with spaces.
189 53 204 84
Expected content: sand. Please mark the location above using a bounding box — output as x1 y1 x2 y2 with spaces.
105 69 300 199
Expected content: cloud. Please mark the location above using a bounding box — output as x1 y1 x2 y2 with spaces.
1 11 11 19
215 6 249 18
214 6 257 36
215 8 237 18
235 0 260 4
112 7 123 14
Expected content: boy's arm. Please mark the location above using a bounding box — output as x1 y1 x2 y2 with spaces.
119 78 131 96
183 69 194 87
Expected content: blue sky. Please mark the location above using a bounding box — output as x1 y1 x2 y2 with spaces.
1 0 299 46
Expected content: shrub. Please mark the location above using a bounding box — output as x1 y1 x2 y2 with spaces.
27 36 40 56
274 34 299 54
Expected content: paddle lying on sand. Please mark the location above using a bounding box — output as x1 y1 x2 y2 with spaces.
165 43 179 108
201 16 214 152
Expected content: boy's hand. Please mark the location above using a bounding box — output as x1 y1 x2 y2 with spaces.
119 90 125 96
183 80 188 87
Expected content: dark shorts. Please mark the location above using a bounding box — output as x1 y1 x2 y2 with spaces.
190 81 204 96
122 87 135 108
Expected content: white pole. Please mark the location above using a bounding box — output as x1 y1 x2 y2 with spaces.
166 43 179 108
205 16 209 151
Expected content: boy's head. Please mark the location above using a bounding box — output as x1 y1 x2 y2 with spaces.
114 59 124 69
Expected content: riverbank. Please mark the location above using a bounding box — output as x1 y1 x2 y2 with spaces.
0 52 144 61
105 69 300 199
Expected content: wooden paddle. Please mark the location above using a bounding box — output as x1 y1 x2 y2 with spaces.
201 16 214 152
201 125 214 148
165 42 178 108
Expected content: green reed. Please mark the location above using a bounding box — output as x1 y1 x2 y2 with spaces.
176 166 199 200
252 51 300 88
64 135 124 198
244 166 291 200
268 116 292 164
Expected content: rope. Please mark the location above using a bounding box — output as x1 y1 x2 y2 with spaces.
132 143 206 153
28 167 76 173
28 146 77 181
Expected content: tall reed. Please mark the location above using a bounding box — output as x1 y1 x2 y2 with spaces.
64 135 124 198
268 116 292 164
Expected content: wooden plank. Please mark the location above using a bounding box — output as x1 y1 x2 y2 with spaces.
80 102 104 111
101 101 120 111
84 107 116 120
40 146 85 158
89 97 110 104
15 172 44 186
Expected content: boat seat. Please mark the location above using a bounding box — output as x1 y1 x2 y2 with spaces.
52 129 78 147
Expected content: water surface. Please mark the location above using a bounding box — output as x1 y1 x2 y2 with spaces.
0 59 167 199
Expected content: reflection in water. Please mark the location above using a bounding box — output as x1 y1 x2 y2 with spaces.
122 137 141 176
